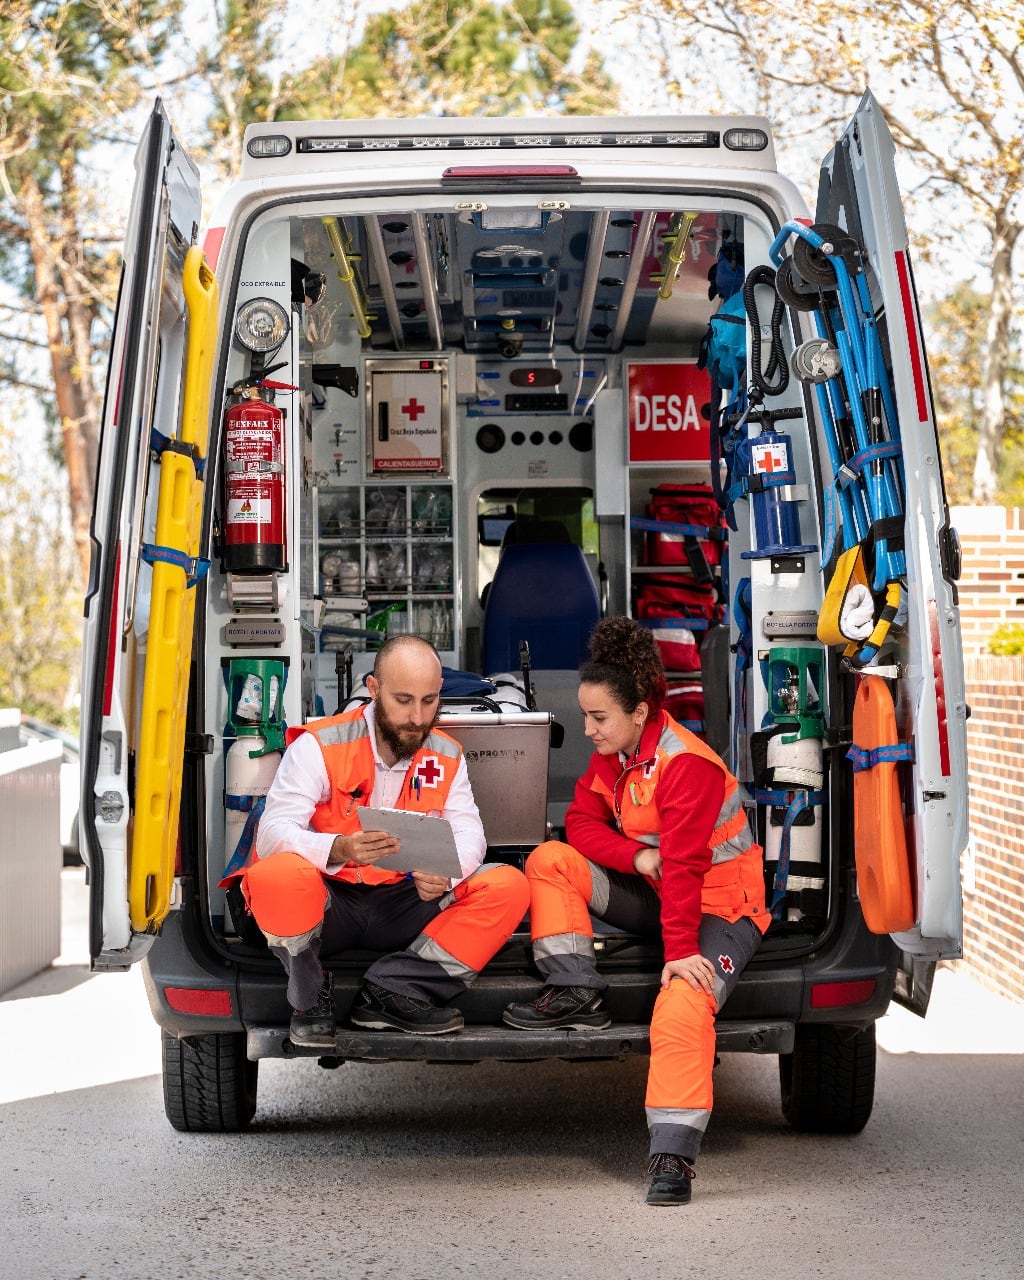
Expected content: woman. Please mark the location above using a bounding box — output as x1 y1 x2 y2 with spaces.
503 616 769 1205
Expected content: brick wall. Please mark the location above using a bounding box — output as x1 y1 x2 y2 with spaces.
950 505 1024 656
951 509 1024 1003
959 656 1024 1003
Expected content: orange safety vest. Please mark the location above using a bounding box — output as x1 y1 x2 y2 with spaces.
289 706 464 886
586 713 767 929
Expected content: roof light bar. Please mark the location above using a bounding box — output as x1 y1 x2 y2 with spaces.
295 133 722 154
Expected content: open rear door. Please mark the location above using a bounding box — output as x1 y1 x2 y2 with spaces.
814 91 968 1013
81 101 210 969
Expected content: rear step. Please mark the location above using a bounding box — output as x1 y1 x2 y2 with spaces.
248 1020 794 1062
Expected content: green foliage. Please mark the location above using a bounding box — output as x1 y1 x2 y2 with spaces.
925 285 1024 506
208 0 617 132
988 623 1024 656
0 424 81 724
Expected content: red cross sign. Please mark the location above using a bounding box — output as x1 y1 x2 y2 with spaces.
415 755 443 789
402 397 426 422
751 441 789 474
718 953 735 974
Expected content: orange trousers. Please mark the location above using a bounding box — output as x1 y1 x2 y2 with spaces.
243 852 529 1009
525 839 761 1162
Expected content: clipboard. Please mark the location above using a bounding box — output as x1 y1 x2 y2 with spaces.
355 807 463 878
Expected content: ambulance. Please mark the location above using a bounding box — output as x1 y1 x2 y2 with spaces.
81 91 968 1132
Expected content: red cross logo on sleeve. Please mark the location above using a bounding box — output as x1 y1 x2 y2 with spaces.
718 954 735 974
415 755 443 789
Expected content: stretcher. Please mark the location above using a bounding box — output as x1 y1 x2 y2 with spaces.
131 248 218 930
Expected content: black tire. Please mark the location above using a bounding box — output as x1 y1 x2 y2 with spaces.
779 1023 876 1134
162 1031 258 1132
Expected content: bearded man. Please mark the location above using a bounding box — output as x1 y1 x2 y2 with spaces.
240 635 529 1046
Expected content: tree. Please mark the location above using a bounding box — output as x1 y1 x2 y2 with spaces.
629 0 1023 502
198 0 618 173
0 419 81 724
0 0 185 589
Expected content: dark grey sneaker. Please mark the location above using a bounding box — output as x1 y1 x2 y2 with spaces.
349 980 464 1035
502 984 611 1030
289 971 336 1049
645 1153 695 1206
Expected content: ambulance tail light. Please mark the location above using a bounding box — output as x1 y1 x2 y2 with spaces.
442 164 580 189
809 979 877 1009
163 987 234 1017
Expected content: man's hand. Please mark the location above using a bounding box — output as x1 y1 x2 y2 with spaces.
409 871 450 902
661 954 717 995
633 847 662 880
327 829 400 866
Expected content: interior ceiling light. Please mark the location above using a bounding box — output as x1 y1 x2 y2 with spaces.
479 209 545 231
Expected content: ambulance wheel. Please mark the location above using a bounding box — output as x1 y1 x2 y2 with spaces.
162 1030 258 1132
778 1023 875 1133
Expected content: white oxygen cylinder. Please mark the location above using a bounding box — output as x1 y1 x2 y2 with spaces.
224 672 283 867
763 733 824 921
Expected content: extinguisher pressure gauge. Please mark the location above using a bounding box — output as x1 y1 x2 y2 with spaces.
235 297 291 354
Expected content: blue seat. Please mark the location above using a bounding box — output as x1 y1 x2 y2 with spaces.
482 543 600 672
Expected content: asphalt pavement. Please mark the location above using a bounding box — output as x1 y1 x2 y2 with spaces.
1 871 1022 1280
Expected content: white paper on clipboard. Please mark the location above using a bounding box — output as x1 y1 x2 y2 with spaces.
355 807 463 878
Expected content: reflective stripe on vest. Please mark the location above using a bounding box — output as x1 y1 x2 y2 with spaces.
595 714 752 868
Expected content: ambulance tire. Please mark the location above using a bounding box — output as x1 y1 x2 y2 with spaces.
162 1030 259 1132
778 1022 876 1133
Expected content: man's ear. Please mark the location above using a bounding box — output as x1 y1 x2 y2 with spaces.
366 673 380 700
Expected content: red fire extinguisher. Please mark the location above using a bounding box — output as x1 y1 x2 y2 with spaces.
222 366 296 573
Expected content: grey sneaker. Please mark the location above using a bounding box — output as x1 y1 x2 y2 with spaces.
349 980 464 1035
502 984 611 1030
289 971 336 1049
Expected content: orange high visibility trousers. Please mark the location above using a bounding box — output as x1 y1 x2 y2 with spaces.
242 851 529 976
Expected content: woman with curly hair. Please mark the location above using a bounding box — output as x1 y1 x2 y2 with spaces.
503 615 769 1206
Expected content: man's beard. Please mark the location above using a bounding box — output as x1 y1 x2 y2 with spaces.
375 700 439 760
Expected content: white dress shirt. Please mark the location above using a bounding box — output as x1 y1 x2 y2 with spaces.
255 702 486 883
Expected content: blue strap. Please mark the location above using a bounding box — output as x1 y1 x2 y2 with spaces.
149 428 207 478
140 542 212 588
629 516 712 539
219 795 266 882
847 742 914 772
732 578 753 772
756 788 827 917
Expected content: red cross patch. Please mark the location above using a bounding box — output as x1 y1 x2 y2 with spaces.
718 953 735 974
415 755 443 789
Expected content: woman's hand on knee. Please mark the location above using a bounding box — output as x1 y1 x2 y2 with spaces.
661 955 716 994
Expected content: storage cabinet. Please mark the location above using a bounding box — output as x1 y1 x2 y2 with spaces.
315 481 456 650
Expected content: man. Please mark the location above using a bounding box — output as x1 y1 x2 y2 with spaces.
241 635 529 1047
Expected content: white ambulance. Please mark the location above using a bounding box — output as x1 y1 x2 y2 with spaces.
82 92 967 1132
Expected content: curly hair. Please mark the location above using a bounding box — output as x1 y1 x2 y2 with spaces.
579 616 666 713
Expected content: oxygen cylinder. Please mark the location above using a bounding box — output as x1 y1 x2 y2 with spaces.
740 429 816 559
756 646 826 923
223 659 286 881
762 733 825 922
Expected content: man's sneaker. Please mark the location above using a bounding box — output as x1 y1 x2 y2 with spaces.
502 985 611 1030
645 1153 696 1206
349 980 464 1035
289 971 336 1049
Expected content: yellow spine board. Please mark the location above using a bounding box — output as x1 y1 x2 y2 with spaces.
131 248 218 931
851 675 914 934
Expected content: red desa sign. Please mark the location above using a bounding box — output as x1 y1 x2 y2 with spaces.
626 362 711 463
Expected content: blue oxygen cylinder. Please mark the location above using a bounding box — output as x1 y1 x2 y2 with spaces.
742 430 816 558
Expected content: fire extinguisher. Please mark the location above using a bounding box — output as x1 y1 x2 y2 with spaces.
222 364 296 573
